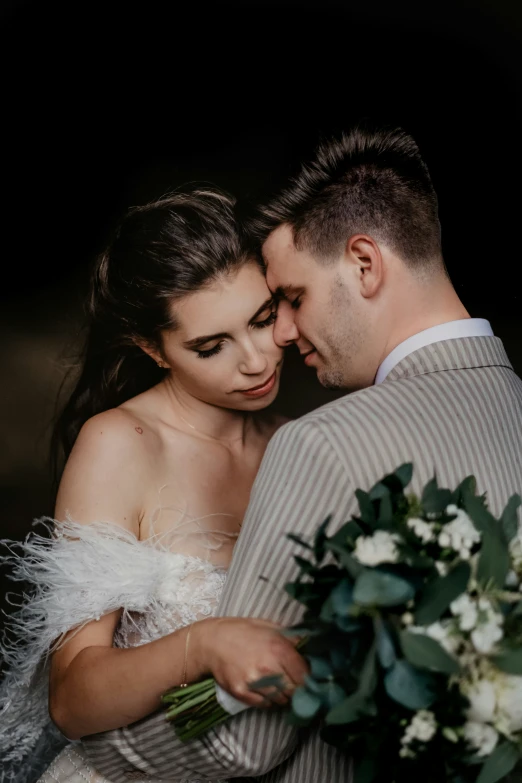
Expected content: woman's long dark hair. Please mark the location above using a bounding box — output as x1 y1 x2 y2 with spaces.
52 187 256 480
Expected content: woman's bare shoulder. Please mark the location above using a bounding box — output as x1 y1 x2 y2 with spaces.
55 408 154 535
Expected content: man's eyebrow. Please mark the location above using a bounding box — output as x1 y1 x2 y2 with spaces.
182 297 276 349
274 285 301 300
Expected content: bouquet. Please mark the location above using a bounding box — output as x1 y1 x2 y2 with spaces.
162 464 522 783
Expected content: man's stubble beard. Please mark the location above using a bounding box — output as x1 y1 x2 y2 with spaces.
317 275 364 390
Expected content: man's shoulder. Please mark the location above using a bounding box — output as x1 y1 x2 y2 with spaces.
296 381 398 426
271 383 392 445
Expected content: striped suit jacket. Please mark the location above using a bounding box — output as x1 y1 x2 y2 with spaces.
84 336 522 782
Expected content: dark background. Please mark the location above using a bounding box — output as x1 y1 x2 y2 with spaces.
1 0 521 624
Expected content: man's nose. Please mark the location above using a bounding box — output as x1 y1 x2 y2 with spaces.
274 300 300 347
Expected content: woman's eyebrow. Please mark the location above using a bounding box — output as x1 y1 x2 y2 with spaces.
183 331 228 349
183 297 276 349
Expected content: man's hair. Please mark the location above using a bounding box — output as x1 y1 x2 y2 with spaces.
255 123 443 269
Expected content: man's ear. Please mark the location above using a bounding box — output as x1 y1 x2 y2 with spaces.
345 234 384 298
135 340 169 369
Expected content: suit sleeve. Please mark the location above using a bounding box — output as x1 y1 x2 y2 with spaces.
83 418 353 781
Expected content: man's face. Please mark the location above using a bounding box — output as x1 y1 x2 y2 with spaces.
263 224 369 390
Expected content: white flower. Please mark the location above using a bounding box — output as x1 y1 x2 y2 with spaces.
495 674 522 733
435 561 449 576
401 612 414 626
463 721 499 757
438 531 451 548
509 518 522 573
407 517 435 543
505 570 519 588
461 671 522 736
449 594 503 653
353 530 400 566
450 593 479 631
440 505 481 558
463 679 497 723
470 600 503 654
400 710 437 752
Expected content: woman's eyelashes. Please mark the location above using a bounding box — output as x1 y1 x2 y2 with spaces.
195 309 278 359
196 343 224 359
254 309 277 329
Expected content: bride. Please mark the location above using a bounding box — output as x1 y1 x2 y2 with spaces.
0 188 307 782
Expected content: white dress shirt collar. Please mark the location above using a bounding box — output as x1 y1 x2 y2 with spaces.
375 318 494 385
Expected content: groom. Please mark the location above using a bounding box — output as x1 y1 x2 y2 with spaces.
84 124 522 781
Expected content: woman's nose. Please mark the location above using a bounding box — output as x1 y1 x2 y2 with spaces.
238 343 269 375
273 300 300 346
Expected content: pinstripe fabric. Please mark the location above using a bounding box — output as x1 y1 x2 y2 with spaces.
84 336 522 782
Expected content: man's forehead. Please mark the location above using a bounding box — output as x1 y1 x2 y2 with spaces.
265 266 303 298
262 223 296 259
263 226 302 293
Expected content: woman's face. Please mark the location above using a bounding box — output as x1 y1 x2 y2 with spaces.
160 262 284 411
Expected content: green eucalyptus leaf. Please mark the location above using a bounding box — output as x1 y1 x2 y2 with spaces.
353 569 415 607
463 494 496 535
304 675 322 695
335 615 361 632
355 490 377 526
287 533 313 550
395 463 413 489
359 642 377 699
400 631 460 674
378 492 393 527
369 482 389 501
415 561 471 625
375 618 396 669
326 542 364 579
285 582 321 605
491 648 522 675
501 495 521 544
283 626 315 638
294 555 316 574
249 674 285 690
476 741 520 783
308 656 333 680
422 477 438 505
291 686 322 719
319 594 336 623
330 578 354 616
326 519 364 551
422 477 452 515
314 516 332 562
384 659 436 710
330 645 353 671
318 680 346 710
477 529 510 589
452 475 477 506
325 692 366 725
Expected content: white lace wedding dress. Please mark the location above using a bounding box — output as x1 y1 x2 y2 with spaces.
0 490 236 783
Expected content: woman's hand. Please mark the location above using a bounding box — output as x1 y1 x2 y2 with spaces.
191 617 308 708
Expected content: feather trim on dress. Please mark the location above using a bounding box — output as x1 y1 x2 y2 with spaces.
0 518 202 783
